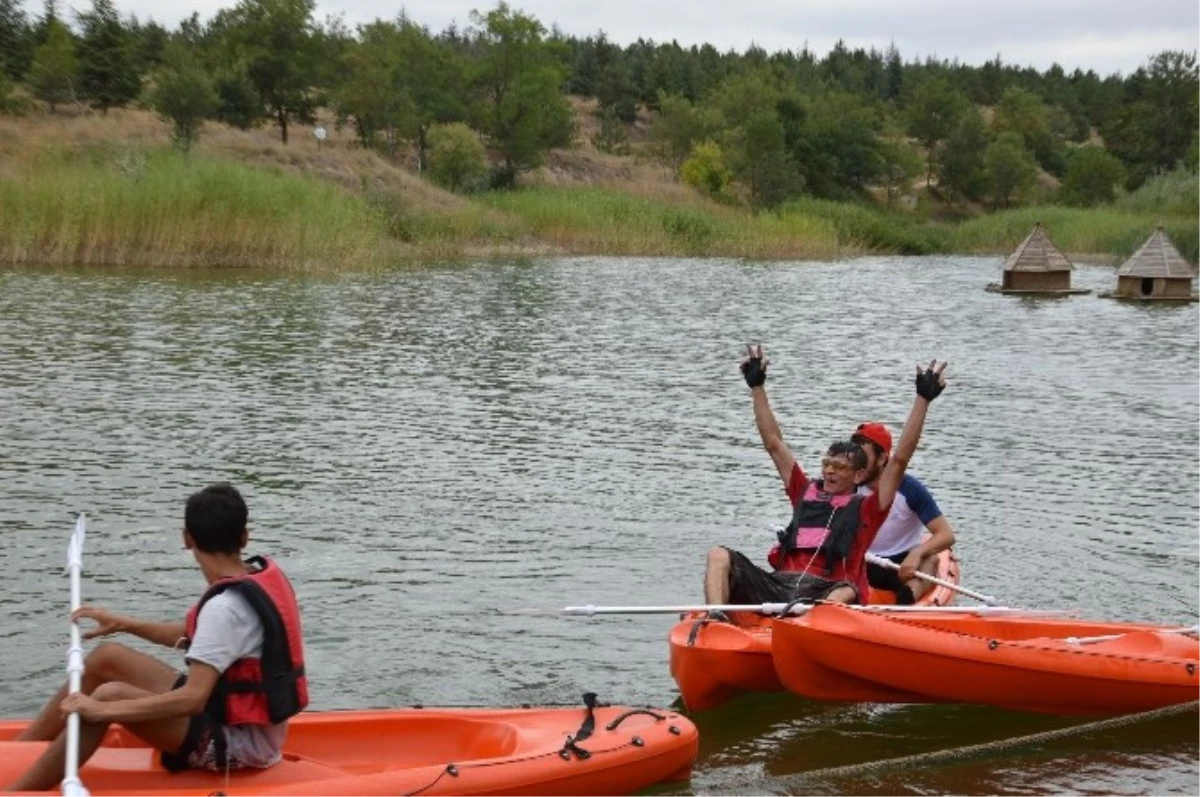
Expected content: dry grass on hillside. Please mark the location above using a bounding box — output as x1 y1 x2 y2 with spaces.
2 99 694 213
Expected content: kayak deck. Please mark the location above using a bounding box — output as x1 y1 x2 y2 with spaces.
0 705 699 796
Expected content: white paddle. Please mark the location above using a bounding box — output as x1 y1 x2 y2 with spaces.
513 603 1065 617
1063 624 1200 645
866 552 1000 605
63 514 90 797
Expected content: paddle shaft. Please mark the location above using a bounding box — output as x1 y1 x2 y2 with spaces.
1063 624 1200 645
549 603 1058 617
865 553 999 605
63 514 89 797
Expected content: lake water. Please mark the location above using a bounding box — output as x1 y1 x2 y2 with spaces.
1 256 1197 795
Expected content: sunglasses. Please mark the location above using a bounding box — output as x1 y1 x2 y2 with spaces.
820 457 858 472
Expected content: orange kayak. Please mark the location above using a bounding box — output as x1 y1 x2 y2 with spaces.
0 702 698 796
668 548 960 710
773 604 1199 715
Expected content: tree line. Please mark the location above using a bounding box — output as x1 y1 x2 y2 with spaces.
1 0 1196 208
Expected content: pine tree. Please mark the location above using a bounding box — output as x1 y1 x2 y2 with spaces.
0 0 33 80
76 0 140 112
27 17 76 112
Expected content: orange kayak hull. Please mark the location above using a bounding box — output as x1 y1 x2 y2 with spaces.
0 705 698 796
668 612 782 711
774 605 1200 715
668 548 960 710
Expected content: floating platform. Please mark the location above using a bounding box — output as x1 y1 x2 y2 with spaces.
1097 291 1199 302
985 283 1092 295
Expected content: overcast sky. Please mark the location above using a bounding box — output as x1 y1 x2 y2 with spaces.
23 0 1200 77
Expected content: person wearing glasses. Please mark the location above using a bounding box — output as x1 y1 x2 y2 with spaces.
703 346 948 608
851 422 957 605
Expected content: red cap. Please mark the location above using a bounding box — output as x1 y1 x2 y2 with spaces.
854 422 892 455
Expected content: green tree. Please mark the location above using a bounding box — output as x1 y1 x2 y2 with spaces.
1058 146 1125 207
470 2 574 186
1186 130 1199 173
680 140 731 199
938 108 990 202
797 90 885 198
0 69 25 114
877 129 924 208
985 132 1038 208
709 68 782 126
737 110 802 208
991 86 1053 166
75 0 140 112
591 105 630 154
0 0 33 80
334 21 414 155
220 0 319 144
394 18 468 172
428 121 489 192
883 42 903 101
27 17 76 112
904 77 968 185
1102 51 1199 187
212 65 261 129
646 91 724 167
150 49 219 152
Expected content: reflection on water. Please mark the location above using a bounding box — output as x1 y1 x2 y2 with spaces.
1 257 1197 795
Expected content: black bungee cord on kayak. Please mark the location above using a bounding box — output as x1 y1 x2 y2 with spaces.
559 692 599 760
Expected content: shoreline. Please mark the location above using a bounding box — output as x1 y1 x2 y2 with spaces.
1 112 1194 272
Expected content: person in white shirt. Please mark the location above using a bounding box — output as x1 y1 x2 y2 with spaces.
852 422 957 604
7 483 307 792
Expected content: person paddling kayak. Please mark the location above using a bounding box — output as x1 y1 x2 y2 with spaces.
703 347 948 608
6 483 308 792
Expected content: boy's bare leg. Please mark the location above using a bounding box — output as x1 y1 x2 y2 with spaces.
18 643 180 742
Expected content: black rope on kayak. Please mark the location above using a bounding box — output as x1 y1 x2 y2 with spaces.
774 700 1200 789
559 692 598 760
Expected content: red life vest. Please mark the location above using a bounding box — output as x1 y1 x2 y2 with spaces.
184 555 308 726
769 480 865 578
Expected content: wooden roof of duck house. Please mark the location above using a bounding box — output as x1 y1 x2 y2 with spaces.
995 222 1079 293
1106 227 1199 301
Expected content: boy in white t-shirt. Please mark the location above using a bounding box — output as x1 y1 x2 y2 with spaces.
8 483 307 791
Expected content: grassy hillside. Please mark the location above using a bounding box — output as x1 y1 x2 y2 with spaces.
0 104 1195 270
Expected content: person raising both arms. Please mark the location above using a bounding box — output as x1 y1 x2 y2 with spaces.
7 483 308 792
851 421 957 605
704 346 948 608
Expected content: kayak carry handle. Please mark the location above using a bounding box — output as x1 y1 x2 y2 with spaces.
605 708 667 731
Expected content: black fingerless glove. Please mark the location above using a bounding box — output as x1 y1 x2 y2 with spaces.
915 367 944 401
741 353 767 388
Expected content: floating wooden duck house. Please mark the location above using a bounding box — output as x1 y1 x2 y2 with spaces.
1099 227 1198 302
986 222 1090 295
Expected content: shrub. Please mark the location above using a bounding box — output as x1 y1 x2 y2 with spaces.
428 122 489 193
680 140 732 200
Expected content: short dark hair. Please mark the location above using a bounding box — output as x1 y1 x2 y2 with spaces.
184 483 248 554
825 440 867 470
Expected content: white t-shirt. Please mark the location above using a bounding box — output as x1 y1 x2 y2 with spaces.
186 590 288 768
858 474 944 558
